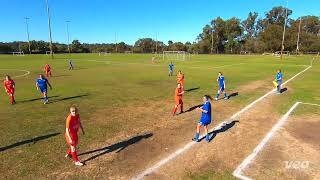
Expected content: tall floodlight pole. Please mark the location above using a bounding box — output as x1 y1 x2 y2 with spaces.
66 20 71 54
280 0 288 60
296 17 302 55
45 0 54 59
24 17 31 54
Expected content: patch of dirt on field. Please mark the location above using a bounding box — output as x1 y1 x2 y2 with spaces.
144 92 284 179
245 114 320 180
235 80 271 93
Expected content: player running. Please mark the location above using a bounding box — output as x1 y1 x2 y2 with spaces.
275 69 283 94
44 64 52 77
215 72 228 100
36 74 52 104
172 83 184 116
192 95 213 142
65 105 85 166
176 70 184 89
169 62 174 76
3 75 16 105
68 59 74 70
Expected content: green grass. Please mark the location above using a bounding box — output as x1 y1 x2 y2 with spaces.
0 53 319 179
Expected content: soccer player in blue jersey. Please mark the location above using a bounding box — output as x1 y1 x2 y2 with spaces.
275 69 283 94
68 59 74 70
215 72 228 100
169 62 174 76
36 74 52 104
192 95 213 142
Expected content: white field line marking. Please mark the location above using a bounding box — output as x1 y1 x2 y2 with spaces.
133 64 312 180
232 102 320 180
232 102 300 180
0 69 31 78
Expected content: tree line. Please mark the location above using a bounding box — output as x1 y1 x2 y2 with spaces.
0 6 319 54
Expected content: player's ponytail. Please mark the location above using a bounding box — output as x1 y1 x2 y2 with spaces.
204 95 213 101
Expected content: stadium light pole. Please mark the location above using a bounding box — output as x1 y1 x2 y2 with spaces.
280 0 288 60
45 0 54 59
295 17 302 55
66 20 71 54
24 17 31 54
211 29 214 54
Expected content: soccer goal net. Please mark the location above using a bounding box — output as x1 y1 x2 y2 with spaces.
98 52 111 56
240 51 251 55
163 51 190 61
12 51 25 56
274 51 290 57
124 51 133 54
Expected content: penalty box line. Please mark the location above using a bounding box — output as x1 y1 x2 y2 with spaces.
232 102 320 180
132 64 312 180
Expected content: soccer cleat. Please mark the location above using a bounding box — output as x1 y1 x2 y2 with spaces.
192 138 200 142
224 97 228 100
65 154 72 158
75 161 84 166
215 98 218 101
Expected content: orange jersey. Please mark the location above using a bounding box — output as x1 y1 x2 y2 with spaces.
174 87 183 104
44 64 51 71
177 74 184 84
3 79 15 90
66 114 80 136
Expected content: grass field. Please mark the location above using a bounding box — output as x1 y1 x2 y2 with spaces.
0 53 319 179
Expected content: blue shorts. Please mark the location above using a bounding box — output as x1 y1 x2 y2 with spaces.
219 86 225 91
199 119 211 126
40 88 47 93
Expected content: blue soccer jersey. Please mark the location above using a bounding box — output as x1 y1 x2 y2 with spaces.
276 73 283 82
200 101 212 125
169 64 174 71
218 75 225 87
37 78 48 89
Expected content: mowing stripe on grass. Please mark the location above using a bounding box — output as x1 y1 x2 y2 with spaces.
232 102 320 180
132 64 312 180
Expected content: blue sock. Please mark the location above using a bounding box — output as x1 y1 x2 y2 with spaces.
206 134 210 141
216 93 220 99
224 92 227 97
195 133 199 140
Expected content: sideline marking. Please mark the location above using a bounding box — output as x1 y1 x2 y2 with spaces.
133 64 312 180
0 69 31 78
232 102 320 180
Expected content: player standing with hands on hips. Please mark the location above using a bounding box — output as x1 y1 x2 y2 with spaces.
215 72 228 100
65 105 85 166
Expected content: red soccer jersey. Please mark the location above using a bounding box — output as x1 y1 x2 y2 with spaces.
3 79 15 90
66 114 80 136
44 64 51 71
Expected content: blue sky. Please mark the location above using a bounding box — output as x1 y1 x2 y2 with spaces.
0 0 319 45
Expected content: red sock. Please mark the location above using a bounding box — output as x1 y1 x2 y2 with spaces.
71 151 79 162
10 96 14 104
67 148 71 155
172 107 177 115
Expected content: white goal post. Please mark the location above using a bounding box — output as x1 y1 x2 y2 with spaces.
12 51 25 56
98 52 111 56
162 51 190 61
45 51 54 55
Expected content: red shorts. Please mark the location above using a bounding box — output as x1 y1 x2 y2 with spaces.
65 133 78 146
6 89 14 95
175 98 183 105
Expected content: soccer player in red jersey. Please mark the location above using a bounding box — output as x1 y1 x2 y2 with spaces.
173 83 184 116
3 75 16 105
44 64 52 77
65 105 85 166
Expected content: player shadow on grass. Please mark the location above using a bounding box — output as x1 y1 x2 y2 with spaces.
0 132 60 152
184 104 203 113
78 133 153 163
185 87 200 93
280 88 288 93
19 95 60 103
48 94 89 103
198 120 239 142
